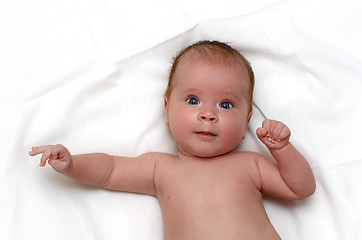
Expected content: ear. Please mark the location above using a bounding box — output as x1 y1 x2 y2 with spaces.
242 109 253 139
247 109 253 124
164 96 170 126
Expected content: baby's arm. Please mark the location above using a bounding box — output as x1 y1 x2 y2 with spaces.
29 145 157 196
256 120 316 200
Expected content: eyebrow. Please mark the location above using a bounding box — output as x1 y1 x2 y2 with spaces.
182 87 202 93
222 91 243 102
182 87 243 101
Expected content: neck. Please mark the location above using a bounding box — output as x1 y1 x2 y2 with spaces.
176 149 236 162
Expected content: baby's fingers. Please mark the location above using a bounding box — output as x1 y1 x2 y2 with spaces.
29 145 53 167
256 127 268 138
29 146 48 156
271 122 287 141
39 150 52 167
258 120 291 149
276 125 291 141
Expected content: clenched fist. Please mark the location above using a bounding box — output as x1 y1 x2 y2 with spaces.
256 120 291 150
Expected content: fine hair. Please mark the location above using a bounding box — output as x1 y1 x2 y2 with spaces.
165 40 255 111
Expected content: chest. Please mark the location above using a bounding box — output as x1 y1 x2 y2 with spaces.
155 157 262 208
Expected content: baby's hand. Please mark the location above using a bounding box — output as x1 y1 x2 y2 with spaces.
29 144 72 173
256 120 291 150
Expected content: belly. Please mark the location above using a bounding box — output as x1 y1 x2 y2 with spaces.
158 187 281 240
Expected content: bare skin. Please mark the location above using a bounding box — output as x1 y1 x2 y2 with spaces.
155 151 281 240
29 124 315 240
29 57 316 239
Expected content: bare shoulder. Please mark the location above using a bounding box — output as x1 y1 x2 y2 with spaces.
139 152 175 162
231 151 276 174
230 151 270 190
233 151 273 164
230 151 267 164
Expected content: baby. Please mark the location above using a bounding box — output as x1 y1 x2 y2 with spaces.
29 41 316 240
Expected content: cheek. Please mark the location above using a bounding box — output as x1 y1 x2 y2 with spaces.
221 114 246 140
168 107 194 136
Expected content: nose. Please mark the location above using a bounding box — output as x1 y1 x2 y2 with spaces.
198 111 218 122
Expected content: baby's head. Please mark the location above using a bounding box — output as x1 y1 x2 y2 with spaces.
165 40 254 112
164 41 255 157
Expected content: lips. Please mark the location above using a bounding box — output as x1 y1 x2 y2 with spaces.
195 131 217 137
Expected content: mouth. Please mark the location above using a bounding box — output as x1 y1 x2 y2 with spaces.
195 131 217 137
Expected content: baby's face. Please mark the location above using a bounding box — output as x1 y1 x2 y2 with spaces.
165 60 252 157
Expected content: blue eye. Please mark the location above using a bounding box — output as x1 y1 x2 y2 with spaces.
220 102 232 109
187 97 199 105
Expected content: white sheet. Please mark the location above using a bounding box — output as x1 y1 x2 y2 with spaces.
1 0 362 239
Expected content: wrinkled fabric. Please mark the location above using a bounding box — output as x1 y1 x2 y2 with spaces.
1 0 361 239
